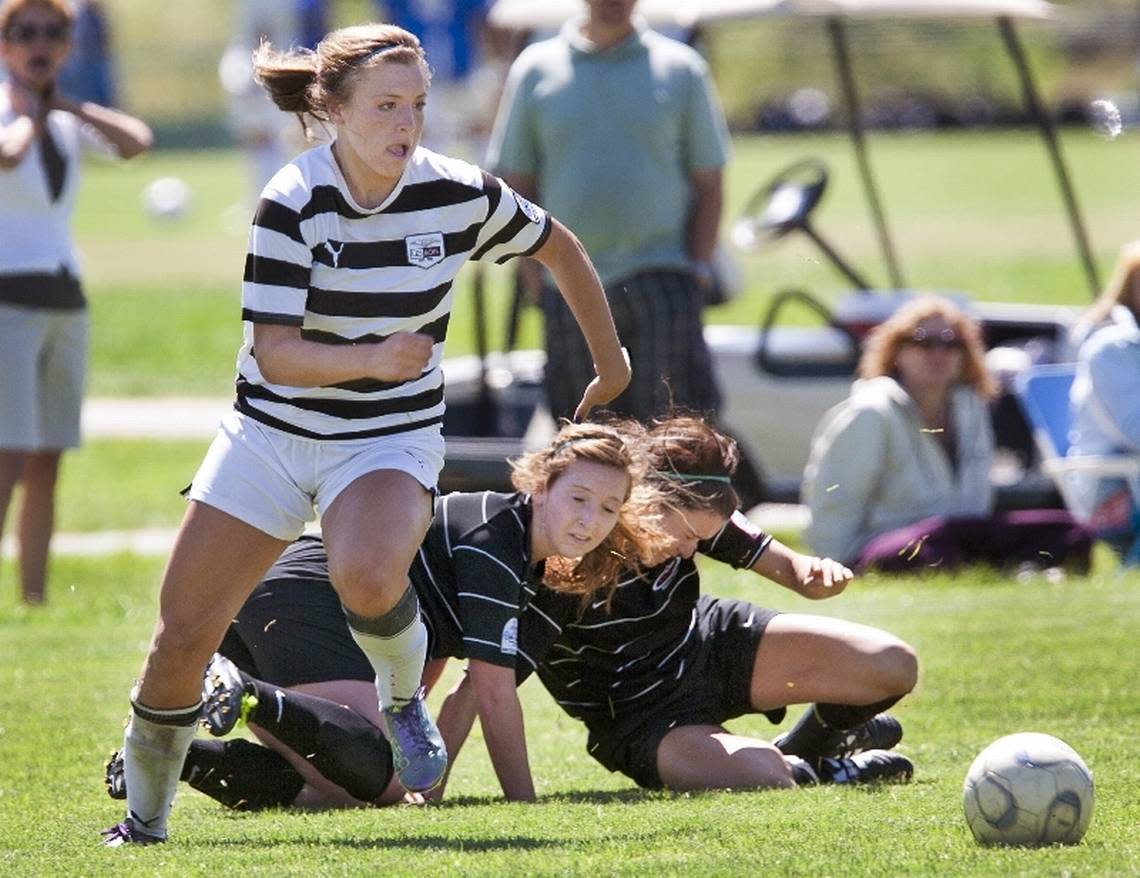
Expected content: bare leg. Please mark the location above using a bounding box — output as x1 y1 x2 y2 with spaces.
135 502 289 708
117 502 289 839
750 614 917 711
0 451 26 598
657 725 794 791
321 470 432 618
16 451 61 605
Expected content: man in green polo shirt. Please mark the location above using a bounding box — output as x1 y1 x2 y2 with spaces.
486 0 730 421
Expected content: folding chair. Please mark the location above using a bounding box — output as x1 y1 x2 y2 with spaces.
1014 363 1140 525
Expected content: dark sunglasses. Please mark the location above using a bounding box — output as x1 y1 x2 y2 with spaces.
3 21 71 44
904 326 963 350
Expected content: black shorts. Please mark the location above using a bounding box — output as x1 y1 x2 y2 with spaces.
582 597 782 790
218 577 374 687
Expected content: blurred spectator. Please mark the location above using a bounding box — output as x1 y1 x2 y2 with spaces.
376 0 491 158
1 0 152 605
54 0 112 105
1069 241 1140 566
486 0 729 422
803 296 1092 575
221 0 320 203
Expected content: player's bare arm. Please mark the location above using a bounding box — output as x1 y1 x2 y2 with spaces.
467 659 536 802
253 323 434 387
532 218 630 419
750 538 853 599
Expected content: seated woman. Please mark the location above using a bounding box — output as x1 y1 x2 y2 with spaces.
106 421 668 809
803 295 1091 575
1069 242 1140 566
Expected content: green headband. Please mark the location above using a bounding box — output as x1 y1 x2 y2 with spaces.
658 472 732 484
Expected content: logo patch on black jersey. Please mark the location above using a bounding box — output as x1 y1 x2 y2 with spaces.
513 192 544 224
405 232 445 269
500 617 519 655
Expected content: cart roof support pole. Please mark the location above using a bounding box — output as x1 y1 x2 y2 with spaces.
998 15 1100 297
827 15 905 291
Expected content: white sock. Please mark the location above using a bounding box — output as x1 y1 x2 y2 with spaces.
122 701 201 839
348 611 428 709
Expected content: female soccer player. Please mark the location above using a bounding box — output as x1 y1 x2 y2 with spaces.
520 416 918 791
106 421 666 809
103 22 629 847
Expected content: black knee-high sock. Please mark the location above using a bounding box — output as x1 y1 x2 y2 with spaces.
181 738 305 811
242 678 395 802
775 696 902 761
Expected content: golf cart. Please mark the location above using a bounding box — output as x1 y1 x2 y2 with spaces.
435 0 1102 510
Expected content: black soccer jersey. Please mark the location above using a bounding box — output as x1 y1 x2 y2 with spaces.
411 490 544 670
528 511 772 722
237 143 551 440
254 491 543 672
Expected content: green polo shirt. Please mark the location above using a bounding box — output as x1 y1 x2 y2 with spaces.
487 18 730 286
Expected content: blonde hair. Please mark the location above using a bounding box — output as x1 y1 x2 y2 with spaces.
1080 240 1140 330
252 23 429 140
0 0 74 36
510 422 665 602
858 295 997 399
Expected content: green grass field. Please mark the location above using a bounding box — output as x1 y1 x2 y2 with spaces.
2 129 1140 873
0 557 1137 875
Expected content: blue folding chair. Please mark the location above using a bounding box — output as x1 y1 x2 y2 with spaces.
1015 363 1140 524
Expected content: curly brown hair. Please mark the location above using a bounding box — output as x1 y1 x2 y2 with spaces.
510 422 667 603
252 23 429 140
858 295 997 399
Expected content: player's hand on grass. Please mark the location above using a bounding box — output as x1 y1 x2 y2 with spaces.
794 554 853 598
368 331 434 382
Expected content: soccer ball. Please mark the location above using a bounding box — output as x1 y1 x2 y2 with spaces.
141 176 191 220
962 732 1094 846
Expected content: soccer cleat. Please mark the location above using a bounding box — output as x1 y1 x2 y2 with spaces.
822 713 904 760
817 749 913 785
380 686 448 793
200 652 252 737
104 749 126 800
99 817 164 847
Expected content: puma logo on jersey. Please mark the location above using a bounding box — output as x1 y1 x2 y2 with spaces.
325 240 345 268
406 232 445 269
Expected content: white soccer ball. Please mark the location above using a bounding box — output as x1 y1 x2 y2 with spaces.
141 176 191 220
962 732 1094 846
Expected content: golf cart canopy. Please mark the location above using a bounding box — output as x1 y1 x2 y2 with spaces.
487 0 1056 30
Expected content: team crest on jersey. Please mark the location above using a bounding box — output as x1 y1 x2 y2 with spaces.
405 232 445 269
513 192 543 224
500 617 519 655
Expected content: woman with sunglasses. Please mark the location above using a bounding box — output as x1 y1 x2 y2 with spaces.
803 295 1091 575
1 0 152 605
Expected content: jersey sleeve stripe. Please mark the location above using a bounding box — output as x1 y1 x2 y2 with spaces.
456 592 518 609
452 545 523 582
252 197 305 244
240 308 304 326
480 171 502 218
243 254 310 289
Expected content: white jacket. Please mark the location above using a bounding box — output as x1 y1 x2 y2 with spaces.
802 376 994 562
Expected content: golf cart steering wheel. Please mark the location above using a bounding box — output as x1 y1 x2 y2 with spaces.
732 158 829 249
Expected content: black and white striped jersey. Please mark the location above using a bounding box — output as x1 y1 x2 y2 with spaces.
526 511 773 721
412 490 546 670
236 143 551 439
